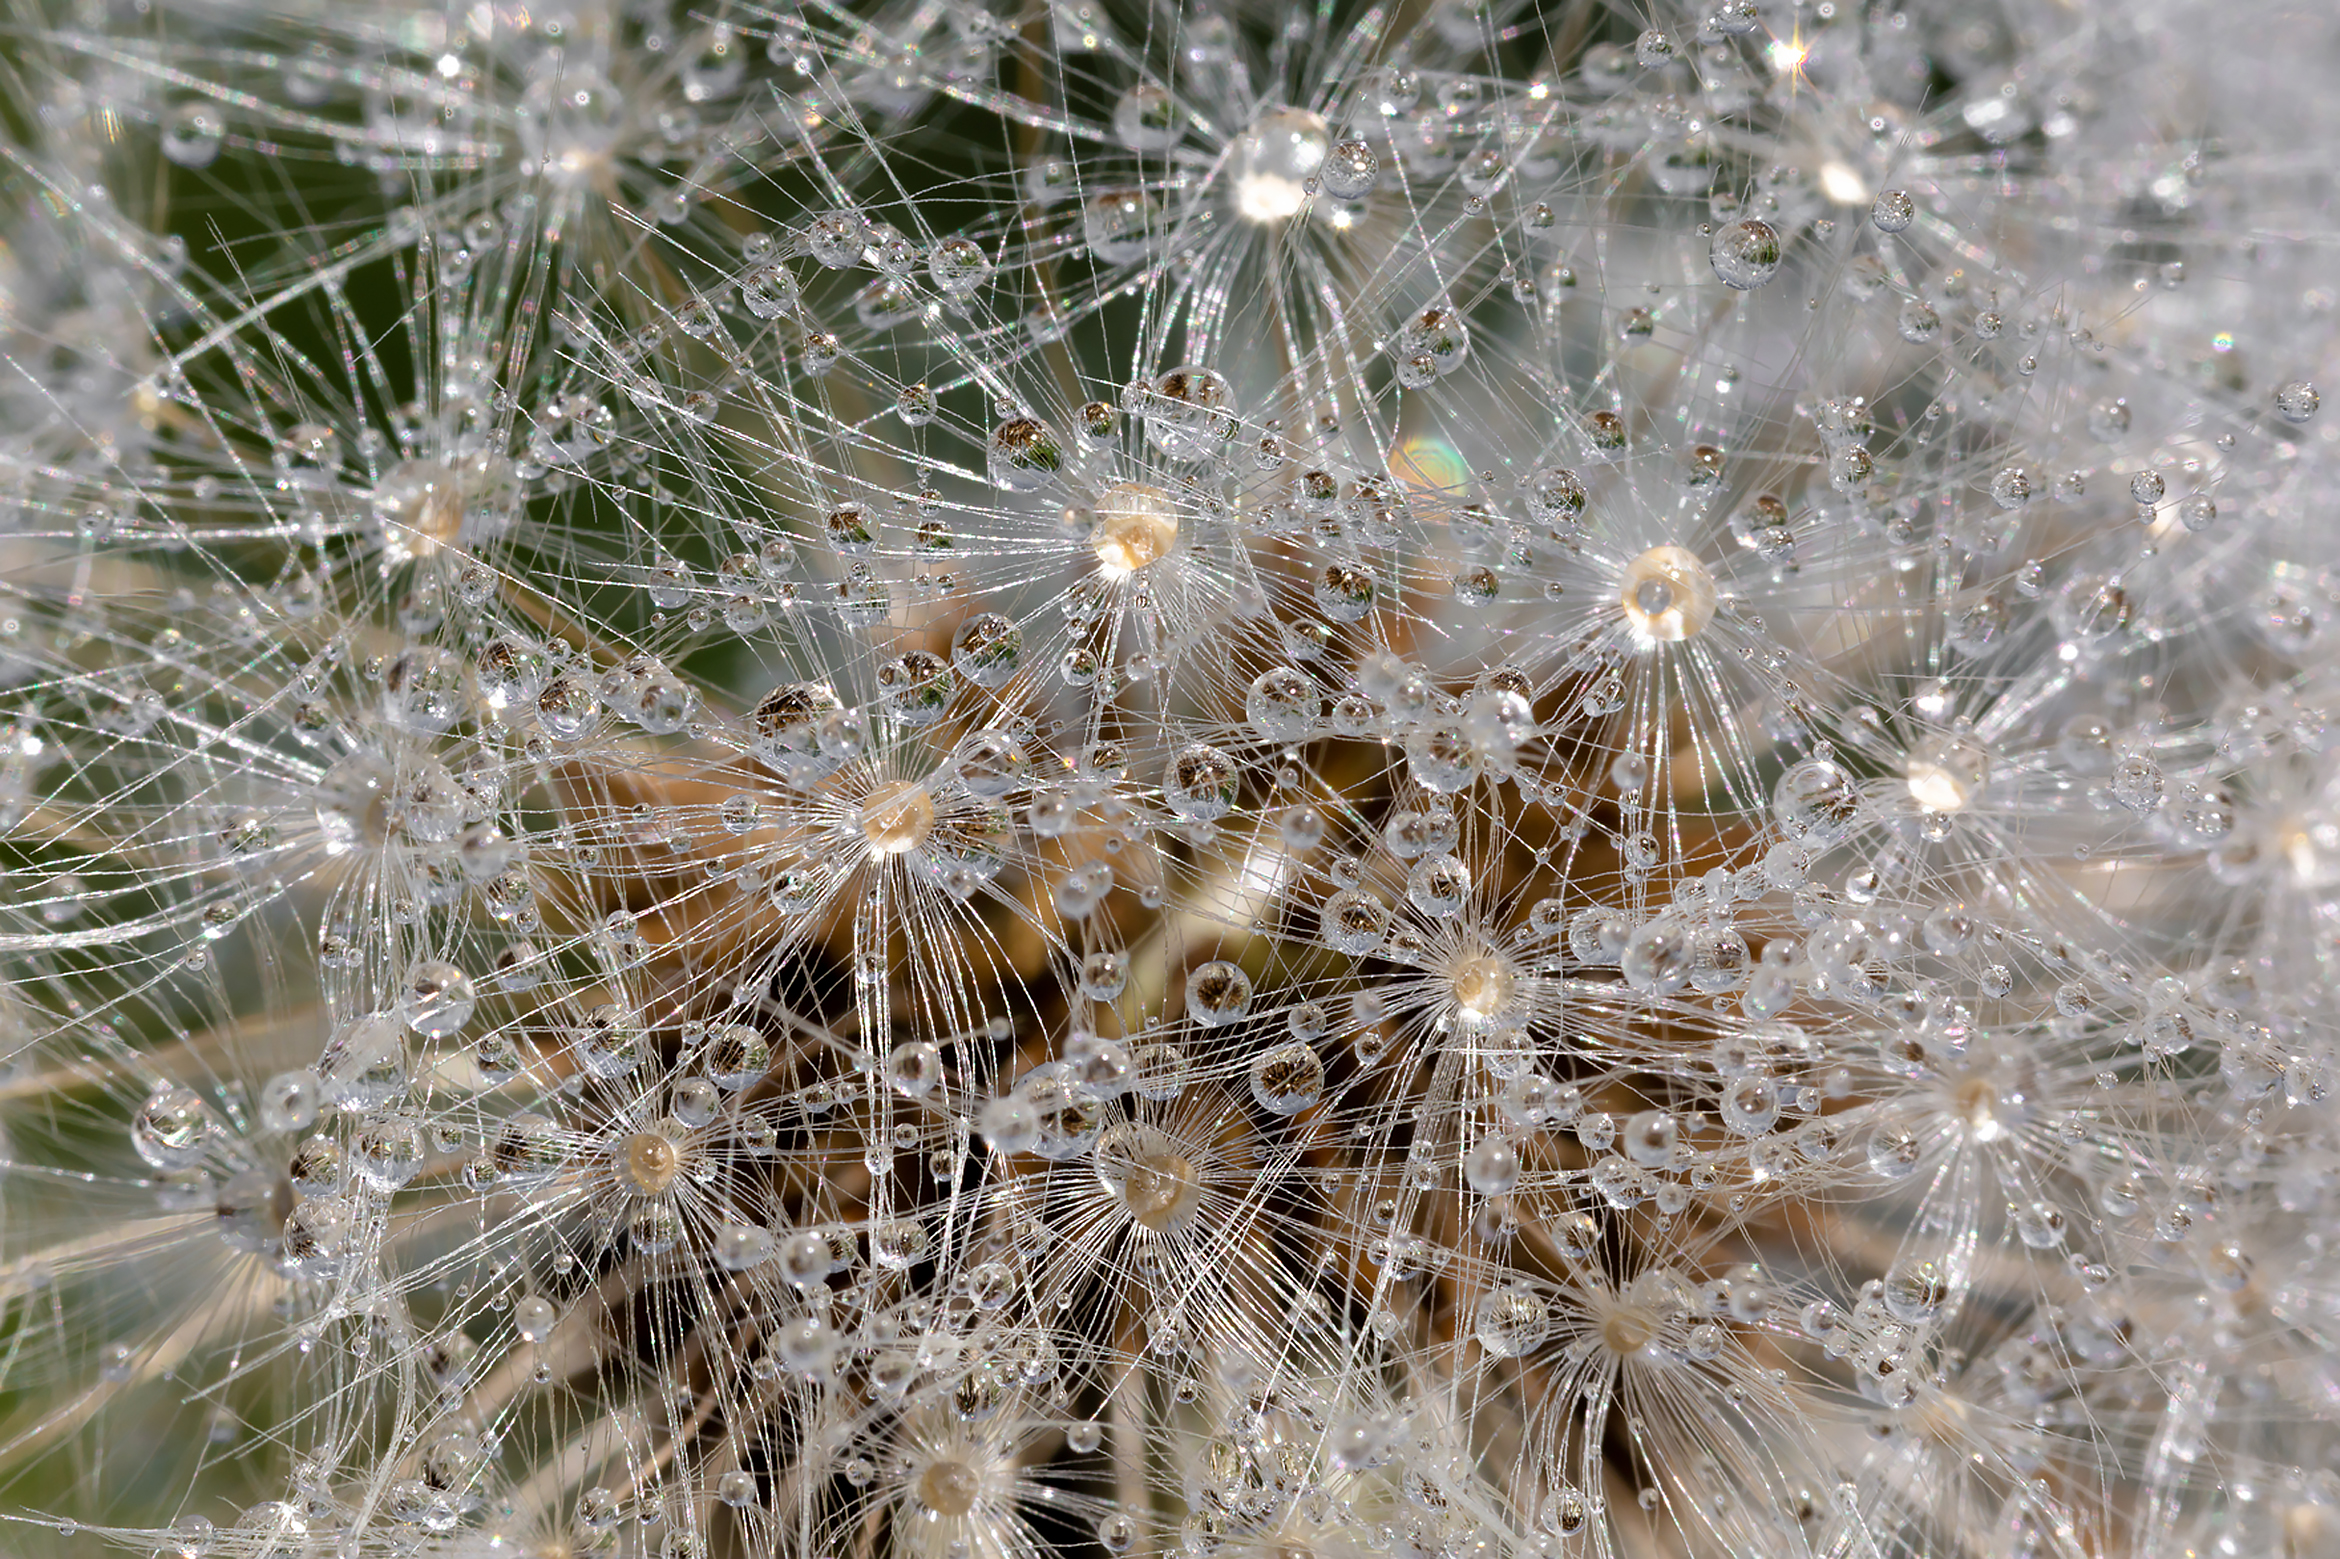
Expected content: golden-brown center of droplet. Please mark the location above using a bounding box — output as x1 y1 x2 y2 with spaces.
1619 545 1717 641
1090 482 1178 575
860 780 936 857
1122 1149 1201 1232
1952 1075 2004 1142
917 1459 982 1517
619 1131 681 1195
1448 954 1517 1024
1600 1306 1655 1356
1905 737 1990 813
373 459 468 558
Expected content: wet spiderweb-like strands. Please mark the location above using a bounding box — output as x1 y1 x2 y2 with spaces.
0 1 2338 1558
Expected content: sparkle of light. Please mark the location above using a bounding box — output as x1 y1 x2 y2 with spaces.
1819 161 1869 205
1905 737 1989 813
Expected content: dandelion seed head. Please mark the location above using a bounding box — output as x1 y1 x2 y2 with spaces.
8 0 2340 1550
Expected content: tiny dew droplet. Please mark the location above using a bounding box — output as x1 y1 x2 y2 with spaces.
1709 219 1782 290
162 101 228 167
